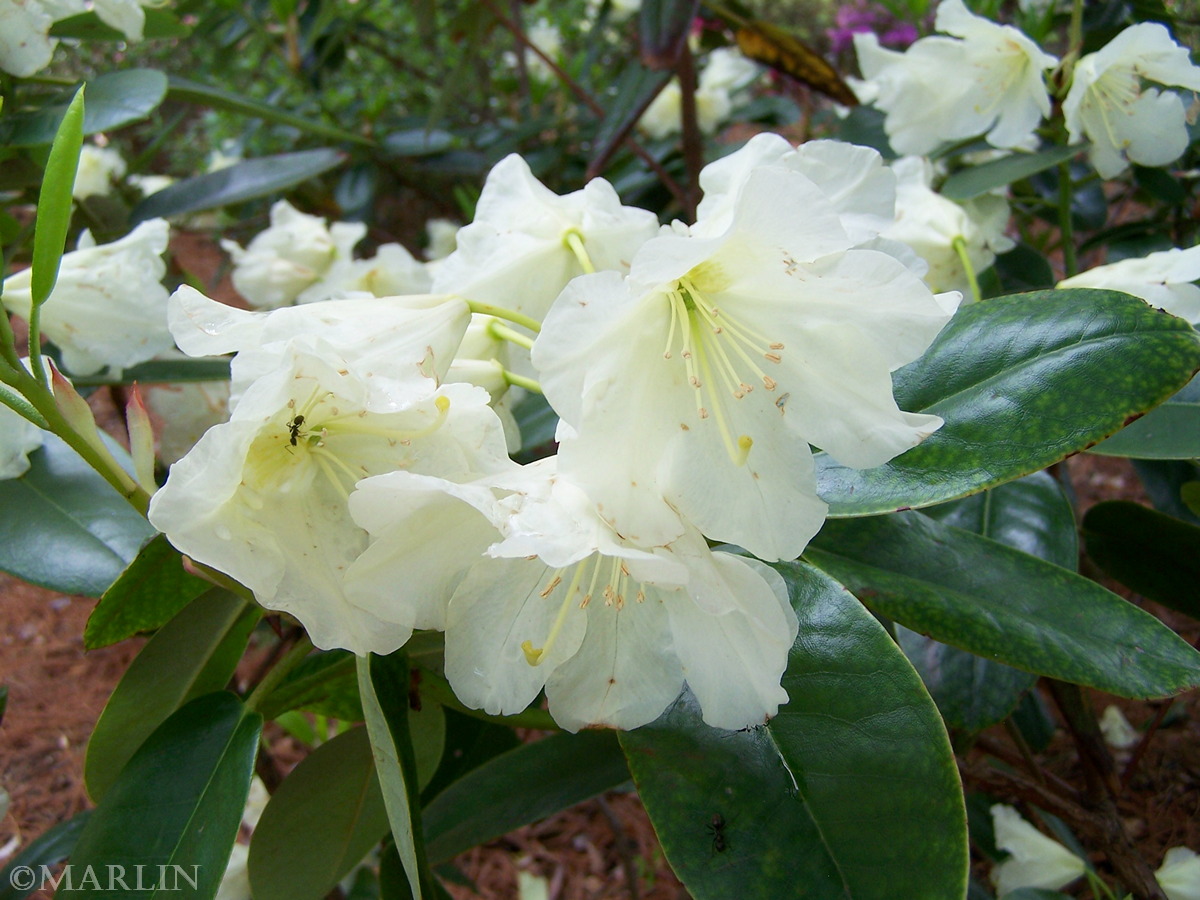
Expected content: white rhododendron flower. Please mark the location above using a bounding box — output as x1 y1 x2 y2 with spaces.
47 0 160 41
1156 846 1200 900
990 804 1087 895
1064 23 1200 179
296 242 432 305
149 292 510 654
854 0 1057 155
1098 704 1139 749
432 154 659 321
1 219 173 375
885 156 1014 296
0 399 44 480
345 457 797 731
0 0 57 76
424 218 460 262
221 201 363 309
534 165 958 562
73 144 127 200
1057 245 1200 322
639 47 760 140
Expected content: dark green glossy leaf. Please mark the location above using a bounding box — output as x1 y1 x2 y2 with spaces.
130 149 347 224
941 145 1085 201
904 473 1075 731
0 70 167 147
69 692 261 899
816 290 1200 517
0 432 155 596
31 86 84 308
1090 374 1200 459
621 561 966 900
512 392 557 462
1082 500 1200 620
167 76 371 146
259 649 360 721
49 9 191 39
84 534 211 649
84 591 258 801
807 512 1200 697
1133 459 1200 525
423 730 629 863
382 129 459 157
0 811 90 900
993 243 1055 294
419 708 520 806
360 653 438 900
249 727 389 900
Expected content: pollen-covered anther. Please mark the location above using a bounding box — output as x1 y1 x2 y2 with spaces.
763 376 777 391
764 352 781 364
540 575 562 597
769 342 784 350
635 589 645 604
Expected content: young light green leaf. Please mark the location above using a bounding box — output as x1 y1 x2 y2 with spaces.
816 290 1200 516
31 86 85 309
85 590 258 801
69 692 262 899
807 512 1200 698
621 561 967 900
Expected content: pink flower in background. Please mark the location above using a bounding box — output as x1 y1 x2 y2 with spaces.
828 1 919 56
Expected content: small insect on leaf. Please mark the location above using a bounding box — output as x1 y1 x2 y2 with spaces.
706 813 728 853
735 22 859 107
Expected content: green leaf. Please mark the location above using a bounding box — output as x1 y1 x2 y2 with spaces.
419 708 520 806
1082 500 1200 620
30 86 85 308
941 145 1086 200
0 70 168 147
0 811 90 900
1090 374 1200 459
84 590 258 802
359 653 437 900
901 473 1075 731
49 9 191 39
0 432 155 596
639 0 702 66
84 533 212 649
167 76 372 146
620 561 966 900
422 730 629 863
72 356 231 387
130 149 348 224
249 727 390 900
69 692 262 899
806 511 1200 697
258 650 360 721
512 392 558 461
816 290 1200 517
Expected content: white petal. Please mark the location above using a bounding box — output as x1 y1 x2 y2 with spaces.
1156 847 1200 900
990 804 1087 895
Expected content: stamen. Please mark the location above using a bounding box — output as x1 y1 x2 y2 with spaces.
562 229 597 275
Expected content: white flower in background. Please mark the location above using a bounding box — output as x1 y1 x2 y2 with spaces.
533 165 958 562
1098 704 1140 749
1064 23 1200 179
345 457 797 731
296 242 432 305
504 17 562 82
990 804 1087 896
638 48 761 140
424 218 460 262
128 173 175 197
586 0 641 23
1156 847 1200 900
143 375 232 466
1056 245 1200 322
0 397 44 480
221 201 363 309
854 0 1057 155
1 219 173 375
73 144 127 200
884 156 1014 296
0 0 56 77
148 298 510 654
431 154 660 321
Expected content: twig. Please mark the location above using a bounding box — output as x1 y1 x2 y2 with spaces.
1120 699 1174 790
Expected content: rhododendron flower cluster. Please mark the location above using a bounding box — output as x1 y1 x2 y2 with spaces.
152 144 959 732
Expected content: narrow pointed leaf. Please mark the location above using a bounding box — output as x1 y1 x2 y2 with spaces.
1082 500 1200 620
85 590 258 801
0 811 90 900
423 730 628 863
249 727 390 900
85 533 212 649
0 433 155 596
68 692 262 899
621 562 966 900
816 290 1200 516
31 86 85 308
941 145 1086 201
0 71 166 146
130 149 347 223
806 512 1200 697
